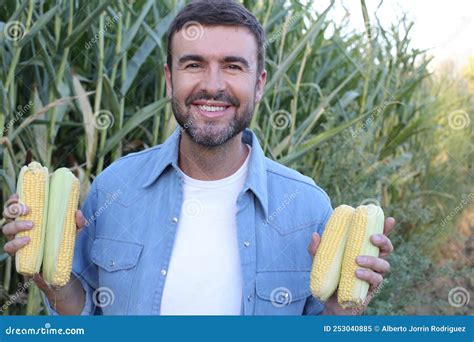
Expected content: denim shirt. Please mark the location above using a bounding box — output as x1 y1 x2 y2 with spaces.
47 126 333 315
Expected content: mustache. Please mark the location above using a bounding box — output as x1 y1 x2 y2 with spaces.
184 91 240 107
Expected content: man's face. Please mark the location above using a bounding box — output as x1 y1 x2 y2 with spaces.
165 25 266 147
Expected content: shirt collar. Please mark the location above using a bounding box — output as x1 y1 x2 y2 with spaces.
142 126 269 220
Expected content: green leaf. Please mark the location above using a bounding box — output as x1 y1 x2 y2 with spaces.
278 111 371 165
263 3 332 97
63 0 114 47
19 5 59 48
100 98 169 157
120 0 154 55
121 0 184 95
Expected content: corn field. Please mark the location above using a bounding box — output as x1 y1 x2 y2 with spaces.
0 0 472 315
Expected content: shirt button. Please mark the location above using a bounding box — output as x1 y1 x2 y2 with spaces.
171 217 178 224
243 241 250 247
109 260 115 268
160 269 167 276
247 294 253 301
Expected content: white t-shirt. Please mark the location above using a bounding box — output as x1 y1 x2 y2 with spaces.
160 144 251 315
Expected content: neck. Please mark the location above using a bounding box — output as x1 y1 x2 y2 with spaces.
178 131 249 181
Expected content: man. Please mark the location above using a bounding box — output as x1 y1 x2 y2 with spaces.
2 0 394 315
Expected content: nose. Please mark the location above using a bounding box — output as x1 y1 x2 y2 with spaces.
200 64 225 94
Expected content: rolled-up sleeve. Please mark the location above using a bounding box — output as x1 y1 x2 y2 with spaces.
45 180 100 315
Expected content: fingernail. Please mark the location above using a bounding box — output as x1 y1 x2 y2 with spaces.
356 256 366 263
356 269 364 276
20 236 30 243
372 235 382 242
25 221 33 228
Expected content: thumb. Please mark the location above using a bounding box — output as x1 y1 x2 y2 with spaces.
31 273 50 293
307 232 321 257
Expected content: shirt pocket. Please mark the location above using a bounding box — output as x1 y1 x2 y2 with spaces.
265 219 321 236
90 237 144 314
254 270 311 315
258 219 321 271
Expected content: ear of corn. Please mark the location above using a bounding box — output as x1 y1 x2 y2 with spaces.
310 205 354 300
337 204 385 308
310 203 385 308
15 162 50 276
42 168 80 287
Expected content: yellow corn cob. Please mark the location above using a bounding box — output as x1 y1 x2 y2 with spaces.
42 168 80 287
15 162 49 276
337 204 385 308
310 205 355 301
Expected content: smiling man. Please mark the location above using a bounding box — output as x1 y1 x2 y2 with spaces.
2 0 394 315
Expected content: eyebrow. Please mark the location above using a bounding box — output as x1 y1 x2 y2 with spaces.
222 56 250 70
177 54 251 70
177 54 205 65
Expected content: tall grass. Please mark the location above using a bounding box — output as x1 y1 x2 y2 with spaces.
0 0 472 315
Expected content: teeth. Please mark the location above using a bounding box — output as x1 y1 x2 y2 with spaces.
197 105 227 112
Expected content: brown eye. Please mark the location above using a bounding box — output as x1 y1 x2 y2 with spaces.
228 64 242 70
186 63 200 69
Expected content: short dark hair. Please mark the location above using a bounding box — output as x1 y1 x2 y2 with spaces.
166 0 265 74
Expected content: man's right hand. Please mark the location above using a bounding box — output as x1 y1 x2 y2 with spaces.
2 193 86 257
2 193 87 314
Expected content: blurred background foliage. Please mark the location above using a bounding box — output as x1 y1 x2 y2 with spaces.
0 0 472 315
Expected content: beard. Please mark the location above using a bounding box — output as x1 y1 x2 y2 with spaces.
171 90 254 148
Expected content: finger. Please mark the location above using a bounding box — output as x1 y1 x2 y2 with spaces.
32 273 51 292
3 236 30 255
307 232 321 257
356 255 390 274
3 202 28 222
370 234 394 258
2 220 33 238
8 193 19 202
355 268 384 288
383 217 396 236
76 210 85 230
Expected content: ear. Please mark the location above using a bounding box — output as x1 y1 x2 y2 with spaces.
164 63 172 98
255 69 267 103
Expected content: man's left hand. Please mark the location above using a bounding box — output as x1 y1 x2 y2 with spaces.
308 217 396 315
